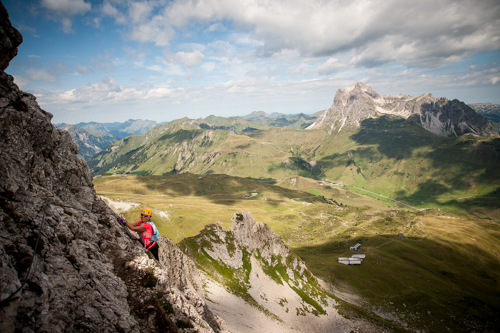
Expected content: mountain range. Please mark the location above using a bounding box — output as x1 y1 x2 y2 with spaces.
56 119 157 139
87 82 500 210
58 92 500 165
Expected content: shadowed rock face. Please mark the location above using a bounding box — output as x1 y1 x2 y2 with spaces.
0 34 139 333
408 97 496 137
0 2 22 71
308 82 498 138
0 6 228 333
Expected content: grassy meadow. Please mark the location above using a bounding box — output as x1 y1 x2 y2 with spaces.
94 173 500 332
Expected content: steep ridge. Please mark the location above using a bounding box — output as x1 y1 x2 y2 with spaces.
308 82 497 137
179 211 381 332
0 7 228 333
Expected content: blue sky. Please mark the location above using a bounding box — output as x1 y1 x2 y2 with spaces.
4 0 500 124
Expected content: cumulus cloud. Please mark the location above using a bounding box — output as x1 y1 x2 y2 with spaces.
108 0 499 68
41 0 91 33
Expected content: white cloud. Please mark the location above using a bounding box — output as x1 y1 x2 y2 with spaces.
318 58 345 75
201 62 216 72
175 50 205 67
76 64 93 74
128 1 155 24
25 61 72 83
41 0 91 33
26 68 58 83
109 0 500 68
41 0 91 17
205 22 226 32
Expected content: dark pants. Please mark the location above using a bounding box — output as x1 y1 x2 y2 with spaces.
148 242 159 261
138 240 159 261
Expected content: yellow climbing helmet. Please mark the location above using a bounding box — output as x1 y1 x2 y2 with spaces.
141 208 152 217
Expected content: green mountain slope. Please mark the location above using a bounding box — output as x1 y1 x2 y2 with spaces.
88 115 500 217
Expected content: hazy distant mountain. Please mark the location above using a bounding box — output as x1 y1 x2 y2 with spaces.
242 111 285 122
308 82 498 137
468 103 500 134
60 119 157 138
201 115 270 133
469 103 500 119
268 113 318 129
59 125 119 161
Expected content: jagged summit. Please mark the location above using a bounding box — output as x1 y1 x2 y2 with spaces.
308 82 497 137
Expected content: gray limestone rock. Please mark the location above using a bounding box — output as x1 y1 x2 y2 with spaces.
232 211 291 266
308 82 498 137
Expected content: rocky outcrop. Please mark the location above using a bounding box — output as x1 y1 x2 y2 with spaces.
308 82 498 137
0 2 22 71
0 6 228 333
180 212 367 332
232 211 293 267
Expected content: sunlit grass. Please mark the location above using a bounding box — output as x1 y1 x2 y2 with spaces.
94 172 500 332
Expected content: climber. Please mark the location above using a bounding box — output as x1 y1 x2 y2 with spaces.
119 208 160 261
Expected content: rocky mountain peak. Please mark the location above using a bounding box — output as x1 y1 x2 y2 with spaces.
308 82 498 137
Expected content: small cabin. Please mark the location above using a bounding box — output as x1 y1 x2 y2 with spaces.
350 243 362 251
338 257 361 265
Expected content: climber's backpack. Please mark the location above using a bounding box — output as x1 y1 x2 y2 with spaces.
138 221 160 249
146 221 160 242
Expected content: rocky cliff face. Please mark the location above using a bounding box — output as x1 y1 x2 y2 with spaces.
308 82 498 137
0 6 228 333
